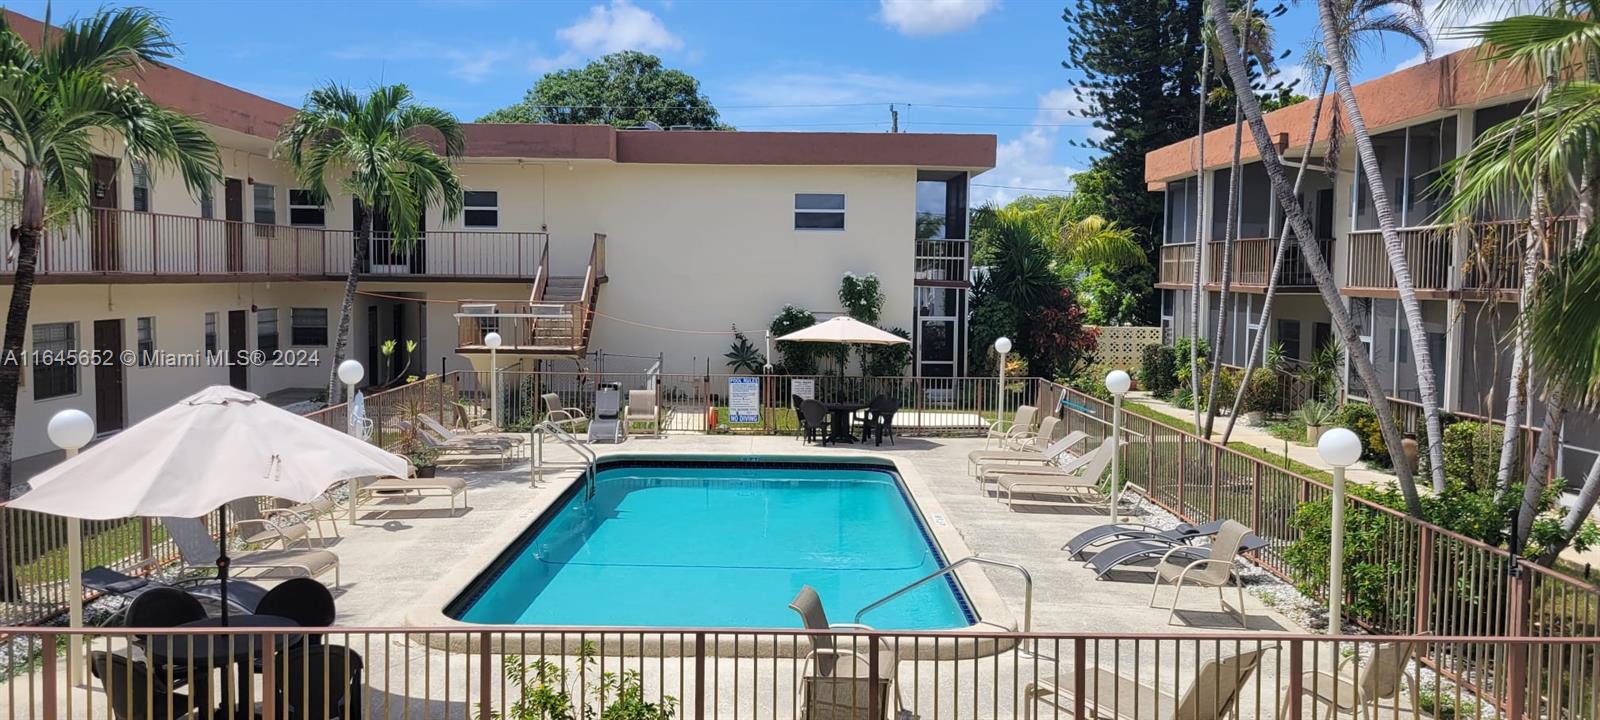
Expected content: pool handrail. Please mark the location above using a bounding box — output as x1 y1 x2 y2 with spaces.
853 556 1032 635
531 419 599 498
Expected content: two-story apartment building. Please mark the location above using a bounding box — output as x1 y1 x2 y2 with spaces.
1144 46 1598 486
0 11 994 461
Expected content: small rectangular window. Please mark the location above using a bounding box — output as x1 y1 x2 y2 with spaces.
288 189 325 227
252 183 276 225
136 317 155 366
464 190 498 228
291 308 328 346
132 160 151 212
204 312 217 354
794 193 845 230
257 308 278 355
32 322 77 400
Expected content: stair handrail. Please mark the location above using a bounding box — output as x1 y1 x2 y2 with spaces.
853 556 1033 635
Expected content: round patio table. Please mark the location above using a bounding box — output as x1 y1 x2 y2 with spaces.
143 614 303 719
822 401 868 444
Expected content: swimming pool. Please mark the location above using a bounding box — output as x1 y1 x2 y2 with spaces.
448 458 976 629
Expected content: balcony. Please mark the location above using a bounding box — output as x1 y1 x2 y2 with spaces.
914 238 969 287
1207 237 1331 291
1344 217 1578 296
1156 243 1196 288
1 206 545 282
1461 216 1580 293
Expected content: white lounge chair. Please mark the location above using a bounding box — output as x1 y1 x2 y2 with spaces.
1023 647 1266 720
985 405 1037 448
418 412 523 455
994 437 1117 510
162 516 340 586
1283 637 1423 720
626 389 660 437
968 428 1088 476
355 475 469 515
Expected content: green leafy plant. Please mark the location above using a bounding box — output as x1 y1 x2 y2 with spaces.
1440 421 1500 493
864 328 912 376
1138 343 1179 399
1299 340 1344 401
1336 402 1389 468
1293 400 1336 428
769 305 819 375
1243 368 1280 414
723 326 765 374
490 643 678 720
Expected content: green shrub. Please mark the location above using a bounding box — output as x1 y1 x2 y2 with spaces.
769 305 819 375
1293 400 1336 428
1283 484 1414 623
1441 421 1501 492
1193 366 1241 413
1336 401 1390 468
1243 368 1280 414
1138 344 1179 398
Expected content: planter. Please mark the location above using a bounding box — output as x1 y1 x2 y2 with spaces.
1305 424 1325 445
1400 436 1419 473
415 465 438 479
1245 410 1266 427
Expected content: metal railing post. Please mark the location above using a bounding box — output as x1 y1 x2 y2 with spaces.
42 633 57 720
479 632 493 719
1414 526 1434 634
1287 638 1303 720
868 631 882 720
693 632 706 720
1072 637 1086 720
261 632 277 720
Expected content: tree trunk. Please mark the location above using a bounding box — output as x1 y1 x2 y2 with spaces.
1538 449 1599 566
1203 106 1245 438
0 166 44 599
1316 0 1448 494
1222 67 1333 444
1208 0 1423 514
1189 42 1211 435
327 212 371 402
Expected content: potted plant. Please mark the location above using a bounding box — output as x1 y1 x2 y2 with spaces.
407 445 441 478
1294 400 1336 444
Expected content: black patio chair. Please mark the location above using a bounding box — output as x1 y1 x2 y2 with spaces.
799 399 830 445
90 651 208 720
862 397 901 446
276 644 365 720
791 394 806 441
126 587 207 628
257 577 336 646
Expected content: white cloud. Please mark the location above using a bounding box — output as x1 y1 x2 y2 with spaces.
879 0 998 37
332 41 533 84
722 69 1005 122
558 0 683 55
975 86 1095 206
1390 0 1535 71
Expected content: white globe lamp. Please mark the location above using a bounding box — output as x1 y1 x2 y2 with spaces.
993 336 1013 431
1318 426 1362 638
1104 369 1132 397
48 407 94 684
1318 427 1363 468
337 359 364 387
47 409 95 452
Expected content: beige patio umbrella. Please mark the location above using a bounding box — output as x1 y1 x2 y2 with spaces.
773 316 910 345
10 385 408 623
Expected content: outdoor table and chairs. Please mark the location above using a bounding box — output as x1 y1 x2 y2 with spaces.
142 614 305 719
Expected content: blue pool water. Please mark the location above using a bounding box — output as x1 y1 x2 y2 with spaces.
450 461 974 629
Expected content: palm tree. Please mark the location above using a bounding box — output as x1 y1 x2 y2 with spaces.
1188 22 1213 434
1314 0 1450 494
279 85 465 401
0 8 221 495
1206 0 1425 515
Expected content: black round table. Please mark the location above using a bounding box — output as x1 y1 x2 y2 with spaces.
143 614 303 719
822 401 868 444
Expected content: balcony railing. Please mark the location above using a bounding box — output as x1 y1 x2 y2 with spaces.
1346 224 1453 291
1208 237 1331 288
1345 218 1579 294
914 238 969 285
0 206 545 280
1462 216 1580 292
1156 243 1195 286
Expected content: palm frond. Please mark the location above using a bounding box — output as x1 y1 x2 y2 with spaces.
43 7 176 76
1527 239 1600 402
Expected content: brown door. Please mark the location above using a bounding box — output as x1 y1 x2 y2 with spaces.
92 319 125 433
227 309 248 390
90 156 119 272
224 179 244 272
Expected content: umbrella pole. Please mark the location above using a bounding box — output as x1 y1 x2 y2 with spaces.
217 504 230 627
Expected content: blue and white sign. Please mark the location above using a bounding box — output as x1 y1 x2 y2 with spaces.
728 376 761 424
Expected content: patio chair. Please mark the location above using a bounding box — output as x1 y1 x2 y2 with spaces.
420 412 524 454
257 577 336 647
800 399 830 445
126 586 207 628
226 497 321 550
1284 637 1422 720
791 394 806 440
354 475 469 515
788 585 902 719
162 516 341 586
452 400 494 432
83 564 266 624
542 393 587 431
90 650 209 720
985 405 1038 448
967 428 1087 476
627 389 660 437
1085 530 1268 581
275 644 365 720
994 437 1117 510
273 492 341 539
1150 519 1254 626
860 397 900 446
1001 416 1064 452
1022 647 1266 720
1063 520 1228 559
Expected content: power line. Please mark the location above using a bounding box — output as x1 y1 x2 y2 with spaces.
972 182 1076 194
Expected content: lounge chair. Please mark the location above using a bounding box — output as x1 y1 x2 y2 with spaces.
355 475 469 514
1001 416 1064 452
1063 520 1229 559
1084 527 1267 581
1150 520 1254 626
1285 637 1422 720
162 516 340 586
419 412 524 454
82 564 266 623
788 585 902 719
542 393 588 431
1022 647 1266 720
967 427 1087 476
401 419 512 467
627 389 660 437
226 497 322 549
452 401 493 432
994 437 1118 510
985 405 1038 448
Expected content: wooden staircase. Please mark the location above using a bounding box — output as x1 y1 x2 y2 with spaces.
455 233 606 356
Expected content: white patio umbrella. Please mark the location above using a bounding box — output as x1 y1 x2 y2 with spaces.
10 385 408 623
773 316 910 345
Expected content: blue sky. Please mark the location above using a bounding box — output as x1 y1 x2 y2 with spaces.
15 0 1475 205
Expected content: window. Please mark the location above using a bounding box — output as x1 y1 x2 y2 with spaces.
131 160 151 212
256 308 278 355
32 322 76 400
464 191 498 227
204 312 217 354
252 183 276 225
136 317 155 366
1276 319 1302 361
288 189 324 227
199 184 214 220
291 308 328 346
794 193 845 230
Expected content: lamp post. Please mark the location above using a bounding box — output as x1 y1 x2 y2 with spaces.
1104 370 1131 523
47 409 94 685
994 337 1012 427
1317 427 1362 638
337 359 364 436
485 331 503 429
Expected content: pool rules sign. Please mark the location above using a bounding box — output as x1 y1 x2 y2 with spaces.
728 376 760 424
